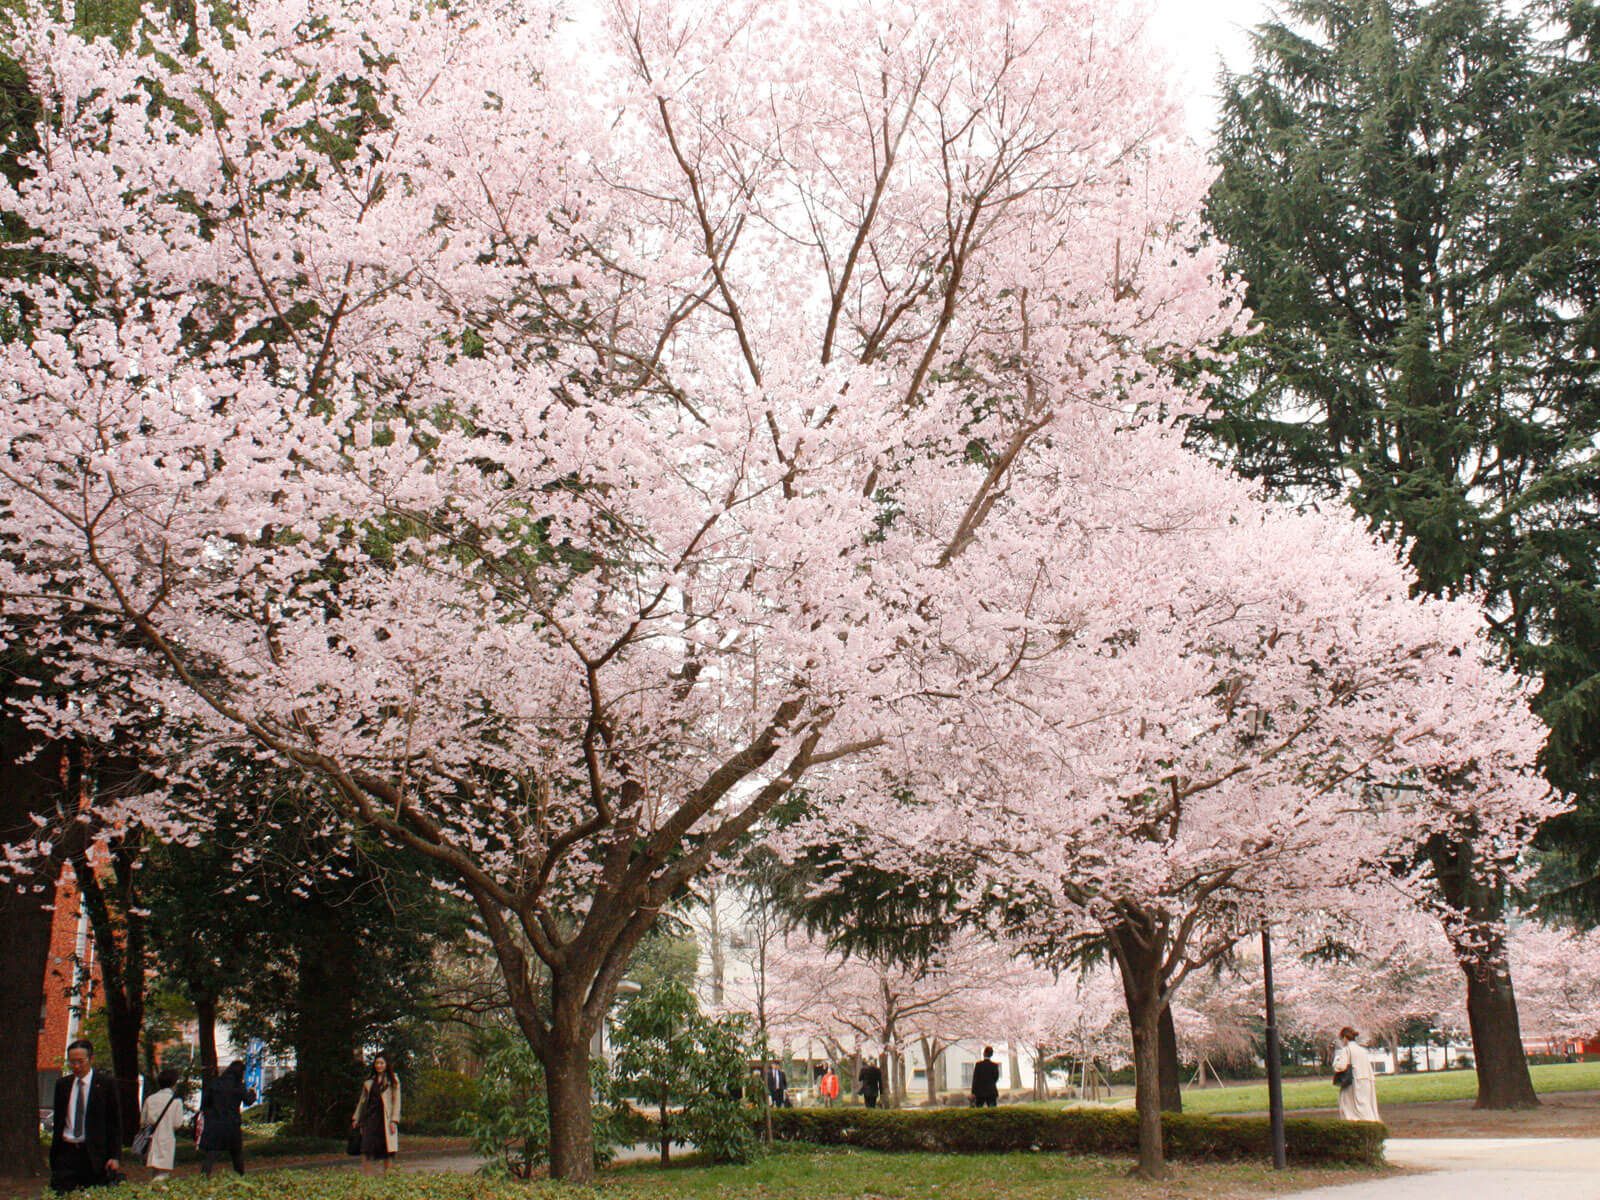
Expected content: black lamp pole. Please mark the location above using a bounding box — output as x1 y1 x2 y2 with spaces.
1262 920 1287 1169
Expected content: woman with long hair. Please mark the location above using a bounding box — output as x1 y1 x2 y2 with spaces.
352 1052 402 1174
199 1061 256 1176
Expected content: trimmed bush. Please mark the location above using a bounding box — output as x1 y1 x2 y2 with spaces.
766 1106 1384 1165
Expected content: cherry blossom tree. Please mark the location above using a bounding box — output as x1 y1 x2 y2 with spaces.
1505 921 1600 1050
810 449 1555 1175
0 0 1246 1178
988 964 1127 1100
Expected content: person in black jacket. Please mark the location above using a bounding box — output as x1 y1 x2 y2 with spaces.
50 1039 123 1193
764 1063 789 1108
199 1061 257 1176
970 1046 1000 1107
857 1061 883 1108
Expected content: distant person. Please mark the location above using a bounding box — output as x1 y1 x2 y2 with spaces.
352 1052 402 1174
1333 1027 1380 1122
199 1060 256 1176
857 1061 883 1108
138 1068 183 1181
970 1046 1000 1108
49 1039 123 1193
765 1063 789 1108
819 1066 840 1107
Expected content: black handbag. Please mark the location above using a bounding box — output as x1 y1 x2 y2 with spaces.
1332 1064 1353 1088
346 1130 363 1156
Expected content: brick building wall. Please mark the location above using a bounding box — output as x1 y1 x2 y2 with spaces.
34 864 101 1106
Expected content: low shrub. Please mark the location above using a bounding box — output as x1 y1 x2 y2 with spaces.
173 1134 345 1163
766 1106 1384 1165
402 1068 478 1136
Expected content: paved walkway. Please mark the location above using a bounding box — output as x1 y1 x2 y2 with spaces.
1277 1137 1600 1199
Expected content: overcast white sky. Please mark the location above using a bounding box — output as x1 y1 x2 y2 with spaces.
1145 0 1279 141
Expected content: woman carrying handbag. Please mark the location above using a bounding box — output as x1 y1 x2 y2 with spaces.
135 1069 183 1181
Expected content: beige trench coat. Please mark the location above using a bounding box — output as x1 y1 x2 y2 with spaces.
353 1076 402 1154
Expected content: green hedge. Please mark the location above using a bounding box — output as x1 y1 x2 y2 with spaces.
173 1134 346 1163
767 1106 1385 1165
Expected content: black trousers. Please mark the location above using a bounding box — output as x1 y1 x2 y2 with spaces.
50 1143 108 1193
862 1091 879 1108
972 1094 997 1108
202 1133 245 1176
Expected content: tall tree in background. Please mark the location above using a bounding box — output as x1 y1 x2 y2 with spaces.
1202 0 1600 1108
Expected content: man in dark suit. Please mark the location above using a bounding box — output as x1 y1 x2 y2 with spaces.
970 1045 1001 1107
764 1063 791 1108
50 1039 123 1192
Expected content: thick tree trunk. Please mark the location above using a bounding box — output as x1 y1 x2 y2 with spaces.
1129 1000 1168 1179
1426 832 1540 1110
544 1035 596 1184
194 994 219 1080
1007 1045 1022 1102
1158 1004 1183 1113
1464 959 1540 1109
290 918 360 1137
1111 922 1171 1180
0 880 54 1174
919 1036 940 1104
0 726 61 1176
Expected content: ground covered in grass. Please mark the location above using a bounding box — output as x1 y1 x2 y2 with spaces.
1173 1061 1600 1115
2 1147 1391 1200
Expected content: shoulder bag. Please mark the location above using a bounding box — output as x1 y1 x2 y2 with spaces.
131 1091 179 1158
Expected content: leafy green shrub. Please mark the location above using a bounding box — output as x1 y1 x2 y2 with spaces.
766 1106 1384 1165
610 979 759 1165
402 1067 479 1136
458 1032 621 1178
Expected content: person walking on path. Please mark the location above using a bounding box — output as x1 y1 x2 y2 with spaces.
819 1066 840 1107
1333 1026 1381 1122
353 1053 402 1175
970 1046 1001 1108
857 1061 883 1108
199 1060 256 1176
137 1068 183 1181
49 1039 123 1193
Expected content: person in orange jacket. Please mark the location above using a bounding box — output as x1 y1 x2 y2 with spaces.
819 1066 840 1107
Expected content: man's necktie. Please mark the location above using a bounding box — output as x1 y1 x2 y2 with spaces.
72 1078 87 1139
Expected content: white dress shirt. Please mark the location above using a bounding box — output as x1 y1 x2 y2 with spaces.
63 1069 93 1143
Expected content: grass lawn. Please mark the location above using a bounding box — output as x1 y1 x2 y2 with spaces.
1174 1060 1600 1115
0 1147 1389 1200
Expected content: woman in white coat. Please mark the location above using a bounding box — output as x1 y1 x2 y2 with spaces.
1333 1026 1381 1121
352 1053 402 1175
139 1068 184 1180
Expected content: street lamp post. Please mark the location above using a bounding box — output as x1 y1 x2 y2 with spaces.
1261 920 1287 1169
